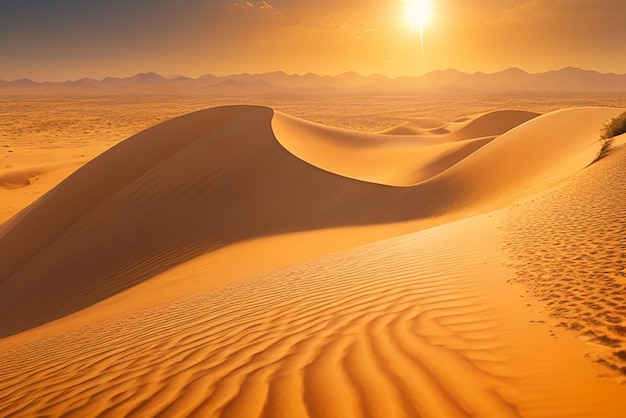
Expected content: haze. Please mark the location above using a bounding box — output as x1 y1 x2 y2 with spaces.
1 0 625 81
2 1 626 416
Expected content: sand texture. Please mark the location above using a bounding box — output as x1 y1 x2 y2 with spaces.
0 102 625 417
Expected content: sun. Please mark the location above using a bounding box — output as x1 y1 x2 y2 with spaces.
403 0 433 31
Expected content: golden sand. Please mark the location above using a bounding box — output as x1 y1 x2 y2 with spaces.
0 98 624 417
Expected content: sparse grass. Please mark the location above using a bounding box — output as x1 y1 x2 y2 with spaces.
597 111 626 160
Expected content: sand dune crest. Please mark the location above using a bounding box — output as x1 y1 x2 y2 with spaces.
0 103 625 416
0 106 622 339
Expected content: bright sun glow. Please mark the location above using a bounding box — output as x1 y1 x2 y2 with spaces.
403 0 433 31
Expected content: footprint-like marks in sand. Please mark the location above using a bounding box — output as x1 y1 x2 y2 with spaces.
503 144 626 378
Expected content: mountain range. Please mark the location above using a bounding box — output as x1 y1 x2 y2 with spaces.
2 67 625 94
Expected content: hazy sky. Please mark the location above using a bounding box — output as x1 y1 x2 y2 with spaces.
1 0 625 81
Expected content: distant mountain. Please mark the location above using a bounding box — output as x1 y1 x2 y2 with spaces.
1 67 625 94
6 78 39 87
420 68 473 86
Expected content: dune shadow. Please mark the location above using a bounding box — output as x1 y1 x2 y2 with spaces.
0 105 615 338
0 106 456 338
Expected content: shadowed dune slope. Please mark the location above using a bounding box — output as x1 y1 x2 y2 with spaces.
273 107 620 193
0 105 621 337
429 107 622 203
272 112 495 186
1 195 625 417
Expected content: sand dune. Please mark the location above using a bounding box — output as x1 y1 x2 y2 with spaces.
504 140 626 378
2 208 625 417
0 106 614 336
0 104 625 417
0 153 91 224
380 116 446 135
273 110 499 186
379 110 537 137
440 109 539 140
274 107 614 196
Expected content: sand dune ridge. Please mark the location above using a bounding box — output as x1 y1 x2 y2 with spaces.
0 104 625 417
0 105 622 338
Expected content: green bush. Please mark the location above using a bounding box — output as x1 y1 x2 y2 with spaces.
598 111 626 159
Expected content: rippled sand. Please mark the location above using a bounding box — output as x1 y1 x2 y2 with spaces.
1 95 625 417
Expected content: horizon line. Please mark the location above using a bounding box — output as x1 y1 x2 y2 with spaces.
2 66 625 84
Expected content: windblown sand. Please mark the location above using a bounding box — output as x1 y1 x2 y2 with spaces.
0 96 625 417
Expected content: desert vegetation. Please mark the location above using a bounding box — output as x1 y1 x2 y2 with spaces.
598 111 626 158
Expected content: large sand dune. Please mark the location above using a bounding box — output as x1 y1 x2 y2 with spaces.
0 104 624 417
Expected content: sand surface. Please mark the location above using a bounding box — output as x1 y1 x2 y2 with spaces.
0 97 625 417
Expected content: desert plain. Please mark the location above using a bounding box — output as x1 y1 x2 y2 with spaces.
0 89 625 417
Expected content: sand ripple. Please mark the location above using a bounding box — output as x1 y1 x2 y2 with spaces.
1 106 626 417
0 224 528 418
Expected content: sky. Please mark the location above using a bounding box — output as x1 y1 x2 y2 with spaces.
0 0 625 81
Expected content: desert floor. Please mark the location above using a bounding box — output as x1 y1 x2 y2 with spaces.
0 93 625 417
